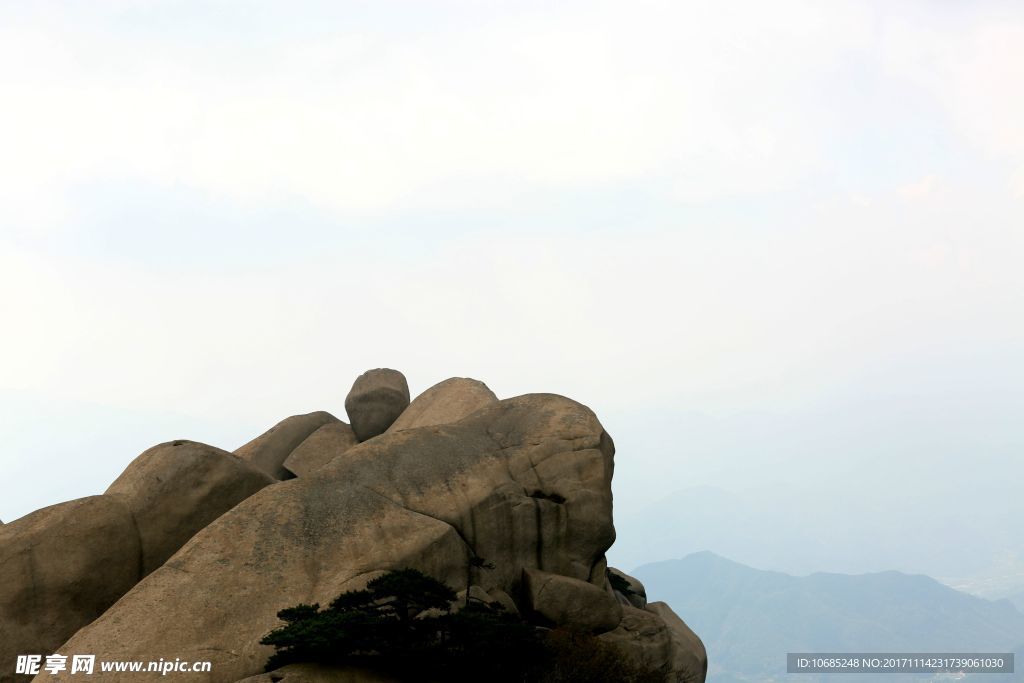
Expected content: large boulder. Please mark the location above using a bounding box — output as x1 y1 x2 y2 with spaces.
41 394 615 682
646 602 709 683
236 411 340 479
344 369 410 441
599 606 677 679
105 440 275 575
283 421 359 477
388 377 497 432
523 568 622 633
599 604 707 683
0 496 142 683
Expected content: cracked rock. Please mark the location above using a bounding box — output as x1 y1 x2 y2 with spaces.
236 411 340 480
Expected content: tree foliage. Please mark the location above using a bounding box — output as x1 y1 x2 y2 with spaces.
608 571 637 597
261 567 661 682
261 568 542 680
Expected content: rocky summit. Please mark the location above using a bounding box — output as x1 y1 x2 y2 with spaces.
0 370 707 683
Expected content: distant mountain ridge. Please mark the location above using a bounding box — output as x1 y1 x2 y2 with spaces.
610 484 1023 580
633 552 1024 682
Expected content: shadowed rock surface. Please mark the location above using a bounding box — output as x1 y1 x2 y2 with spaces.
609 566 648 608
599 604 708 683
645 602 709 683
344 369 410 441
524 568 622 632
234 664 399 682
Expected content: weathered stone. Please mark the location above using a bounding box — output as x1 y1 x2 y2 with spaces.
43 394 615 682
388 377 497 432
599 604 707 683
236 411 340 479
609 566 648 608
523 568 622 634
105 440 275 576
283 421 359 477
646 602 708 683
599 605 676 678
234 663 399 682
1 496 141 683
344 369 410 441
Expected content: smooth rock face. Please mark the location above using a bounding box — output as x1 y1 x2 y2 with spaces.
0 496 142 683
609 566 648 609
42 394 615 682
236 411 340 479
646 602 709 683
344 369 410 441
387 377 497 432
283 421 359 477
106 440 275 576
234 664 398 682
523 568 622 633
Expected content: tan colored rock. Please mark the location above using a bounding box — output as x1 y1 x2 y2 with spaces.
388 377 497 432
609 566 648 608
105 440 275 576
283 421 359 477
41 481 471 683
43 394 615 682
646 602 708 683
234 663 399 682
1 496 141 683
236 411 340 479
345 369 410 441
524 568 622 634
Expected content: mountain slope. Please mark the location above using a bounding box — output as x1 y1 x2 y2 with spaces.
633 552 1024 681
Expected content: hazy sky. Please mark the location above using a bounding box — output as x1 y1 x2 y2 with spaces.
1 1 1021 572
